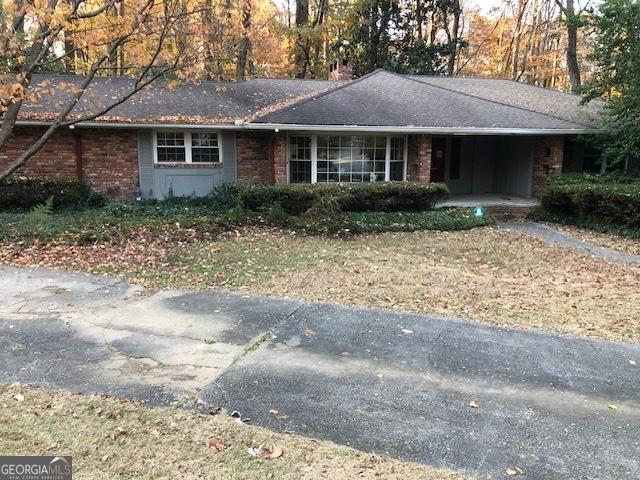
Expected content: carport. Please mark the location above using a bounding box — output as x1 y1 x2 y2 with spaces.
432 135 536 198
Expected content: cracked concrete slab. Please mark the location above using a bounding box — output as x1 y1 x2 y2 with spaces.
0 265 302 404
0 265 142 315
200 302 640 480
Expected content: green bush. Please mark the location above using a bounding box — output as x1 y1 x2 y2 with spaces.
0 177 106 210
545 172 640 187
348 209 495 233
235 182 449 215
539 174 640 229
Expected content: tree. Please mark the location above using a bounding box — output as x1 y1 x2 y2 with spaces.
342 0 459 77
0 0 201 181
554 0 585 92
583 0 640 163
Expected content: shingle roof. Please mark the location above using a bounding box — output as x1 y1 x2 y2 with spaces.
15 70 602 131
408 75 603 127
18 74 341 125
253 70 601 131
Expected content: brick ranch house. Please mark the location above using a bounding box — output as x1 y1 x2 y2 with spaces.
1 68 603 201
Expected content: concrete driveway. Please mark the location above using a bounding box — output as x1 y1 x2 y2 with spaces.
1 265 639 479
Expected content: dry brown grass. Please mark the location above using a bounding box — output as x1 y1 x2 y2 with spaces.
251 227 640 343
0 383 464 480
552 224 640 256
2 226 639 343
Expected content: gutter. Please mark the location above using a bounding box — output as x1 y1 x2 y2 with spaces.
243 123 598 135
14 119 598 135
15 120 241 130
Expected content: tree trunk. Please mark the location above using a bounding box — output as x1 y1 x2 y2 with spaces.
294 0 309 78
447 0 461 75
564 0 581 92
235 0 252 80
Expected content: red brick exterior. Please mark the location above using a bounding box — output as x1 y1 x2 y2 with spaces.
235 131 272 183
273 134 288 184
0 126 139 199
532 136 564 195
235 131 287 184
407 134 432 182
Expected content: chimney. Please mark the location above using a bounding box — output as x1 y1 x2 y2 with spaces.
329 58 353 81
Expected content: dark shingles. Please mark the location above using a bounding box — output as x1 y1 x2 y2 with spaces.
19 74 341 125
408 75 603 127
17 71 602 130
254 70 599 130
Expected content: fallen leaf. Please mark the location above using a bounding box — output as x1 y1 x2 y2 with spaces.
505 468 519 476
13 393 25 402
469 400 479 408
608 404 618 411
208 438 225 452
266 446 283 460
107 409 123 420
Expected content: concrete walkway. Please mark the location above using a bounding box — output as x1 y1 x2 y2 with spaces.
500 221 640 265
1 265 639 479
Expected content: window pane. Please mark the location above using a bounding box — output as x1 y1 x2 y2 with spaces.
389 161 404 180
289 160 312 183
157 147 186 163
192 132 218 147
289 136 311 162
157 132 184 146
192 148 220 163
390 137 404 161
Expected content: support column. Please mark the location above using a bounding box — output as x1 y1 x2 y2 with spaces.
407 134 432 182
532 136 564 195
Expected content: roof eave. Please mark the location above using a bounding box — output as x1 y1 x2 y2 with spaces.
14 120 242 130
14 119 601 135
245 123 598 135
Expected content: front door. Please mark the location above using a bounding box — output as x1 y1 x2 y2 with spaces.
431 138 446 182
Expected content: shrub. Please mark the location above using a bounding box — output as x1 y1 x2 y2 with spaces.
539 174 640 228
545 172 640 187
235 182 449 215
348 209 495 233
0 177 106 210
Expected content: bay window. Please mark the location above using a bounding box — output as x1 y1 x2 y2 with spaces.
289 134 406 183
154 131 222 164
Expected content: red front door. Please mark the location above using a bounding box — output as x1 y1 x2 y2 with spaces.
431 138 446 182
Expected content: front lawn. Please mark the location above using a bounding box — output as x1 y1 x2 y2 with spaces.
2 222 639 343
0 383 464 480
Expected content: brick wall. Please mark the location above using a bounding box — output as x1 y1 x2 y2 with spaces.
407 134 432 182
273 134 287 184
235 131 287 184
235 131 272 183
0 126 139 200
532 136 564 195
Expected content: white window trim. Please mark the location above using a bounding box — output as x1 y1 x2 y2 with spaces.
153 130 223 165
287 133 408 184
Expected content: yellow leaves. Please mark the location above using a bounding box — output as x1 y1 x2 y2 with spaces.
608 404 618 411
